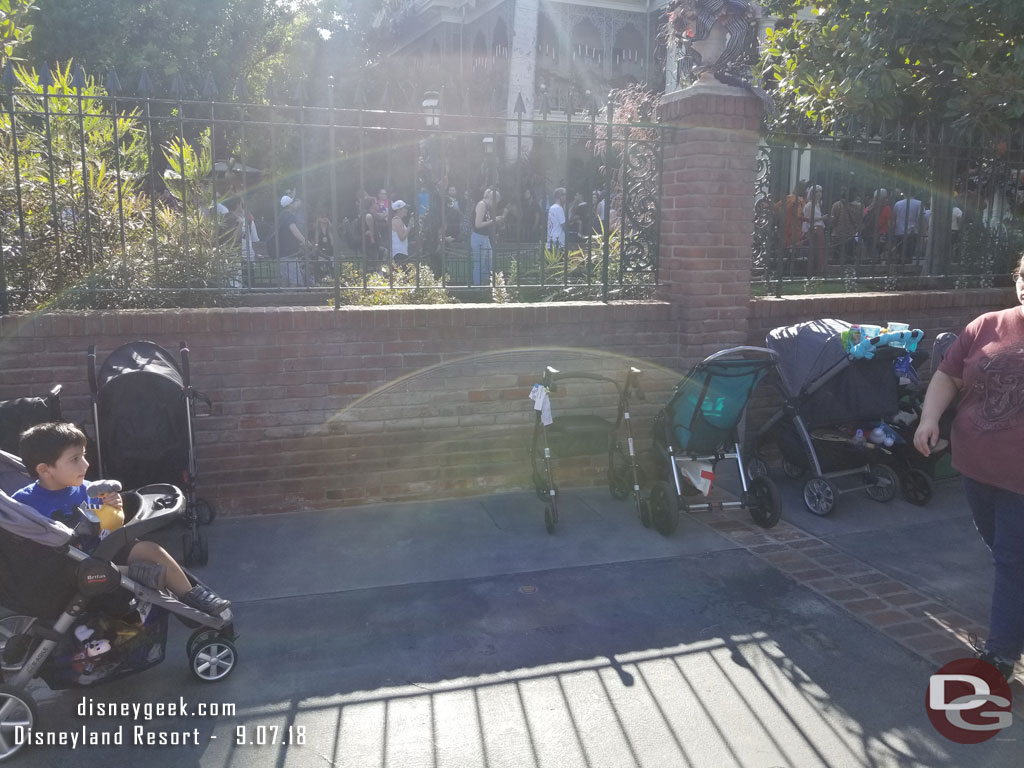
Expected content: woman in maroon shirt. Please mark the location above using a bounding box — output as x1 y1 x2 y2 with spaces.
915 253 1024 681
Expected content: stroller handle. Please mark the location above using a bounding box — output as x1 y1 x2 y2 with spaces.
180 342 191 387
87 345 98 394
700 346 779 365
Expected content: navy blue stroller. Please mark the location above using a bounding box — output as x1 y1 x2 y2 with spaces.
753 319 924 516
646 347 783 536
88 341 215 566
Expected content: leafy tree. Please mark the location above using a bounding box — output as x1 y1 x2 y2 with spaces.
24 0 291 92
760 0 1024 136
0 0 36 65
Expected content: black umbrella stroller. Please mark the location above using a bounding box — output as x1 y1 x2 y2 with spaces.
753 319 924 516
0 451 237 763
530 366 645 534
0 386 63 457
645 347 783 536
88 342 215 566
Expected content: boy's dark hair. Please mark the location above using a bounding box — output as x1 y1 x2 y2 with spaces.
18 422 87 479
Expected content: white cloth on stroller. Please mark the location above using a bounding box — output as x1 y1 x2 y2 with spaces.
530 384 553 426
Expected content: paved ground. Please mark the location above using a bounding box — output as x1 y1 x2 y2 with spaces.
17 471 1024 767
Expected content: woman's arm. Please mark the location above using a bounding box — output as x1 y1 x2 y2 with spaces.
913 369 962 456
474 201 491 231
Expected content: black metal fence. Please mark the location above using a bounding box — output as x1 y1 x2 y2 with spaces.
754 121 1024 296
0 63 664 312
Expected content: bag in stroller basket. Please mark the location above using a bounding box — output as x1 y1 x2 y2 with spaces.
88 341 215 566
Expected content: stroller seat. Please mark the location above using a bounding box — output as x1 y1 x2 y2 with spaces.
660 355 778 456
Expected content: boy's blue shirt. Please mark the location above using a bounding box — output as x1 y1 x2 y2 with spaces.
13 481 90 525
12 482 102 552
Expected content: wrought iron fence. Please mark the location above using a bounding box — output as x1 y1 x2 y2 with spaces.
754 121 1024 296
0 63 664 312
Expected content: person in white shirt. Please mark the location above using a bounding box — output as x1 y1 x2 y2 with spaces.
801 185 825 275
547 188 566 250
951 203 963 259
892 191 924 263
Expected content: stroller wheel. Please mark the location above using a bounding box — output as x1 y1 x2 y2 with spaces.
747 477 782 529
544 505 556 534
182 532 194 566
0 685 38 760
901 468 934 506
190 635 237 683
746 456 769 481
640 499 652 528
648 481 680 537
782 458 805 479
803 477 838 516
865 464 900 503
196 498 217 525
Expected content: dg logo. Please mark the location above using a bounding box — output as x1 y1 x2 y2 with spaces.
927 658 1013 743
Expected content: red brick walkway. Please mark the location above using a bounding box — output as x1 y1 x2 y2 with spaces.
687 502 988 672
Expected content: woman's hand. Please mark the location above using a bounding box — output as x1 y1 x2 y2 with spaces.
101 492 123 510
913 417 940 457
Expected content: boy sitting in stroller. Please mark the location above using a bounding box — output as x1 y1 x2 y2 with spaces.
12 422 229 616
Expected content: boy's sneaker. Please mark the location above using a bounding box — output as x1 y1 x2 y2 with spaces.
181 585 230 616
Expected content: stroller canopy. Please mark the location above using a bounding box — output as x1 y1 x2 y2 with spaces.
663 348 777 454
767 319 899 428
94 342 189 490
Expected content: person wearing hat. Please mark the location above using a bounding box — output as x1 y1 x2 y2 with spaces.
276 194 309 285
391 200 411 262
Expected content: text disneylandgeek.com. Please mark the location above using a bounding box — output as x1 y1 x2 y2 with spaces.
14 696 307 748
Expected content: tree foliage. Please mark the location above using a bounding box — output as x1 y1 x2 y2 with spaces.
0 0 36 65
760 0 1024 136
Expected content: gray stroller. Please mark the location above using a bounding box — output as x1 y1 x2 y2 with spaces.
0 451 237 762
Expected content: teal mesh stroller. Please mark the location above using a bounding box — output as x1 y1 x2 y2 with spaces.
646 347 782 536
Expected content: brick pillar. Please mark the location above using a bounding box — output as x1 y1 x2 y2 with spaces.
656 82 764 365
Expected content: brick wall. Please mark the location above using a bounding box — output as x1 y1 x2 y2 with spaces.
0 303 690 514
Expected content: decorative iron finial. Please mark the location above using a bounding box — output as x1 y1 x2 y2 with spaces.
202 73 218 101
513 92 526 117
38 65 54 89
105 68 122 96
137 68 153 97
72 64 87 91
233 75 248 102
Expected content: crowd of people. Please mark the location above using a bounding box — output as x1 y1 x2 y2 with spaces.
206 181 625 289
772 180 966 277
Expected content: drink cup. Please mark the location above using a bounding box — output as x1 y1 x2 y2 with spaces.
887 321 909 347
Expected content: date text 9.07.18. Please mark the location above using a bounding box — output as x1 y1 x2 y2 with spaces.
235 725 306 746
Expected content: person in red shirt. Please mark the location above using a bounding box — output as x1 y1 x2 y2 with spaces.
915 253 1024 681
